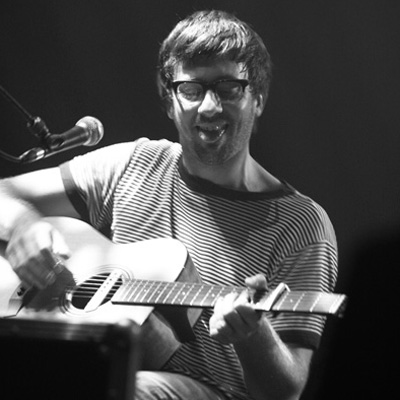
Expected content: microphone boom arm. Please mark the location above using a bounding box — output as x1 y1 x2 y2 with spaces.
0 85 103 164
0 84 50 139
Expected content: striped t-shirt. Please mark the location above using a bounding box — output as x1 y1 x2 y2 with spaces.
60 138 338 400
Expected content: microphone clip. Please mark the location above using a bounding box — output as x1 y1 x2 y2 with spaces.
27 116 51 142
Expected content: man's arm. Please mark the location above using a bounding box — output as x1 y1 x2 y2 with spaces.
234 317 313 400
0 167 80 288
210 274 313 400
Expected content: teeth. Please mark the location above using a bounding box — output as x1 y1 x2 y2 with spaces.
197 125 226 143
202 125 222 131
198 123 226 133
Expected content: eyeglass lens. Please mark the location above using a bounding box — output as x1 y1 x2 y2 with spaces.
176 81 246 102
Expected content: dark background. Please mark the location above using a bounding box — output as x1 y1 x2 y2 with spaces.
1 1 399 398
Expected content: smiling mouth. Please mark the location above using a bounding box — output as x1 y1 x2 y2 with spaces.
197 124 227 143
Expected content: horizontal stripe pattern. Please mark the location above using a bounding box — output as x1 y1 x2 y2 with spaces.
64 138 338 400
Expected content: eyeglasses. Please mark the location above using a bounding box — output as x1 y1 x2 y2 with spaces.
171 79 249 103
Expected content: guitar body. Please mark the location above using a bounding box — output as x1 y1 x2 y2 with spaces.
0 217 202 369
0 218 347 369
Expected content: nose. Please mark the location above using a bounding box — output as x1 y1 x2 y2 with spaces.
197 89 223 116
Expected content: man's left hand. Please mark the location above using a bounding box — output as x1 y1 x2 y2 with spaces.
209 274 268 344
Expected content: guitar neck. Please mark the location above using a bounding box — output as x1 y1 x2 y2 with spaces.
112 280 347 317
267 290 347 317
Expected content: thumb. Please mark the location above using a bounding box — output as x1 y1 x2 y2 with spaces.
51 229 71 269
245 274 268 290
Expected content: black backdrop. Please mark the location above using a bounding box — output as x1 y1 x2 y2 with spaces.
1 1 399 398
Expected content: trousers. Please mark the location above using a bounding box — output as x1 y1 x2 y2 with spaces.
134 371 228 400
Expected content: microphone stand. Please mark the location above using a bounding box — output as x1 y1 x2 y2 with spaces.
0 84 52 163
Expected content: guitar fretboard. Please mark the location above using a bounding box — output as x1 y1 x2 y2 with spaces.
112 279 347 317
266 290 347 316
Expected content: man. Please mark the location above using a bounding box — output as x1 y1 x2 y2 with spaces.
0 10 338 400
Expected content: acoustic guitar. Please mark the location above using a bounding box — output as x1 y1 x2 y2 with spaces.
0 217 347 369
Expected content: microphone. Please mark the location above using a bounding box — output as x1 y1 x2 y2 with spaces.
20 116 104 163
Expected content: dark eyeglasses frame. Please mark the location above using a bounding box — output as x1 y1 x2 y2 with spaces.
171 79 249 102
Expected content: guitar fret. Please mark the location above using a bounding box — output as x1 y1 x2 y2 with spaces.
213 287 229 306
170 282 186 305
153 281 171 304
161 282 176 303
189 284 205 306
308 293 330 313
117 281 133 302
145 280 165 304
201 286 214 307
292 292 305 312
129 280 144 302
272 291 345 315
135 281 147 302
149 280 176 304
309 292 323 313
132 280 154 303
330 294 343 314
178 283 196 305
273 292 289 312
186 284 216 307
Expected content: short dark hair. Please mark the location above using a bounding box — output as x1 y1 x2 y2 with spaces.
157 10 273 110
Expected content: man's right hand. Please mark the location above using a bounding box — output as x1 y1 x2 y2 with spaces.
5 220 71 289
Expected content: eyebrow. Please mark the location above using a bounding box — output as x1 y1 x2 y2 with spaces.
188 75 241 81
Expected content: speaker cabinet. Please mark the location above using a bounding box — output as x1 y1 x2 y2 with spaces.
0 317 141 400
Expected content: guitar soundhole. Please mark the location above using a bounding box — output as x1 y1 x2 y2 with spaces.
70 273 123 310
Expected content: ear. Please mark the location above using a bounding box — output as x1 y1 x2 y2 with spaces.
164 91 175 119
254 94 266 117
166 102 174 119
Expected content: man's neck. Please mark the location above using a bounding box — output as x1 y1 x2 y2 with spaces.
182 154 281 193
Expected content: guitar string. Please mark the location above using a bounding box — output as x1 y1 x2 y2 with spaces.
73 279 325 301
69 276 336 310
70 278 243 301
70 277 327 301
72 275 332 299
69 283 340 314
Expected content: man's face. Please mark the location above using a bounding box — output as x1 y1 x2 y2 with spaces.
168 59 264 169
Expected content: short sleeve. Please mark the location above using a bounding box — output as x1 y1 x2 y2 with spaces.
269 201 338 349
59 140 146 229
